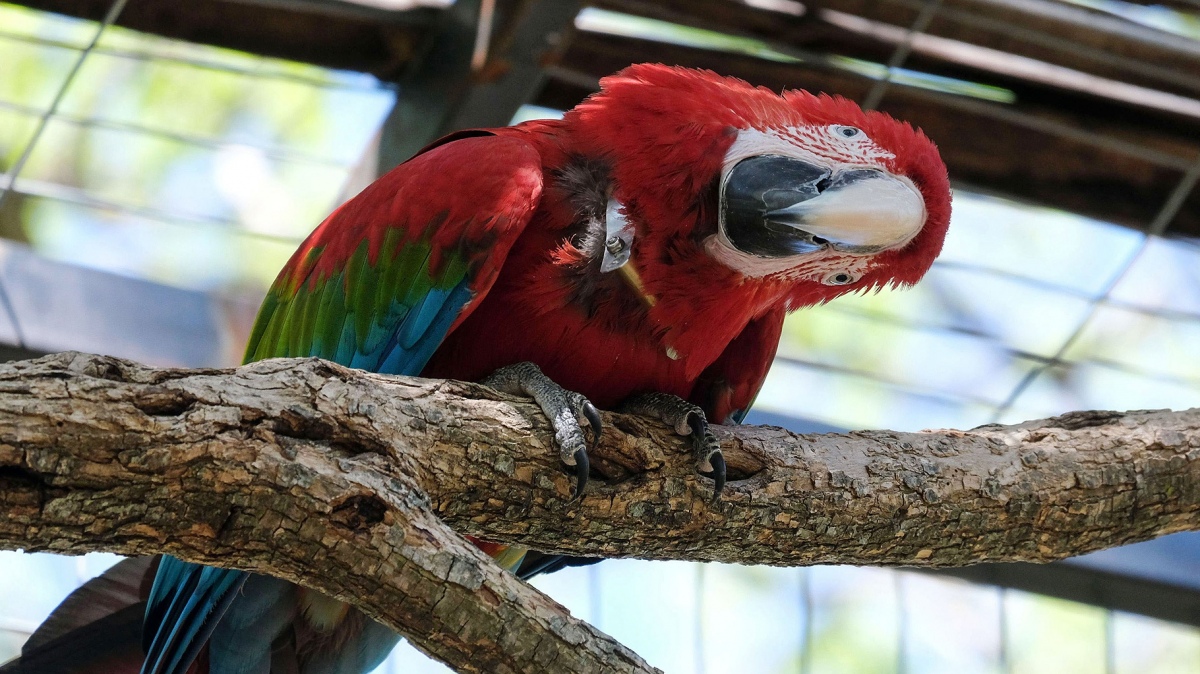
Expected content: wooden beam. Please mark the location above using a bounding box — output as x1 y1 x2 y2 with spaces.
8 0 434 77
16 0 1200 108
374 0 483 170
377 0 582 170
8 0 1198 236
939 557 1200 628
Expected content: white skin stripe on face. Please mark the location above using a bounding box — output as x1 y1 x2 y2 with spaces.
720 126 896 176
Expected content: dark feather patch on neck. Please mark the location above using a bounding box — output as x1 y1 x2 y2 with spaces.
553 155 612 262
551 156 647 325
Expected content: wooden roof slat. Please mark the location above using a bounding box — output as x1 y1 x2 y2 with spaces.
560 27 1200 171
1111 0 1200 14
545 31 1200 238
15 0 1200 115
904 0 1200 91
594 0 1200 100
814 0 1200 97
215 0 441 23
588 0 1200 132
7 0 1199 238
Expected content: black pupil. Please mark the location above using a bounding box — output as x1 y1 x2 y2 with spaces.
841 127 858 137
835 274 850 283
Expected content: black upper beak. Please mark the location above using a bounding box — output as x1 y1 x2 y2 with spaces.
720 155 833 257
720 155 926 259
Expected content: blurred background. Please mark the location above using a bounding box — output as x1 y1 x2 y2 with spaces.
1 0 1199 671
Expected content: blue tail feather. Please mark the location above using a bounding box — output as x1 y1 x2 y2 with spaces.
208 574 298 674
142 559 248 674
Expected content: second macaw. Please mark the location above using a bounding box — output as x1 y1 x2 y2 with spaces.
5 63 951 674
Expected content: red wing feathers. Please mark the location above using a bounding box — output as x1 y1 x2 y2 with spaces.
691 309 786 424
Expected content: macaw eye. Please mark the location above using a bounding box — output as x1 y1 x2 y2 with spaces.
823 271 858 286
831 125 862 139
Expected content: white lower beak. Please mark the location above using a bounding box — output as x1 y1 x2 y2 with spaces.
766 170 926 253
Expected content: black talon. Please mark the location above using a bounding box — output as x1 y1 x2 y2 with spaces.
703 452 726 502
482 362 599 505
622 393 725 503
571 447 590 502
583 401 603 450
687 413 725 501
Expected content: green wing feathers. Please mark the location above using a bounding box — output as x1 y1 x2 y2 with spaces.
242 134 544 374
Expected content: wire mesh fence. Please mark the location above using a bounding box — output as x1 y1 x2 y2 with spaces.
1 0 1199 671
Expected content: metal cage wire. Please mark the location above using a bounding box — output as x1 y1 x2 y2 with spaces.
1 0 1199 672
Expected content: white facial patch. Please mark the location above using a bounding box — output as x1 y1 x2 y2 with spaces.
711 125 923 279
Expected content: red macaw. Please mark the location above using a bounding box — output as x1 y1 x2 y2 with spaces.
4 64 950 674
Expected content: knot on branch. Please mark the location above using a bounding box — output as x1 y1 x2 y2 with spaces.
134 386 198 417
331 494 390 531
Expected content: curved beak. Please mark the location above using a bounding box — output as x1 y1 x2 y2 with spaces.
721 156 926 258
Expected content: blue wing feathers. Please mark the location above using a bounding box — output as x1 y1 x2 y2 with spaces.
332 318 359 365
143 275 480 674
143 561 247 674
398 286 454 351
142 273 475 674
379 282 472 376
143 558 190 653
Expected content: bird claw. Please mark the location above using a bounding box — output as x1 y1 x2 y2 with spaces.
483 362 600 501
700 451 726 503
623 393 727 501
482 367 727 501
687 411 726 502
582 400 603 450
570 447 590 502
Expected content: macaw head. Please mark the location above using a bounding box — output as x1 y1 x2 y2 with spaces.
563 63 951 309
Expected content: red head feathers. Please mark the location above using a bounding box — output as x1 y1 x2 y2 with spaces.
560 63 951 311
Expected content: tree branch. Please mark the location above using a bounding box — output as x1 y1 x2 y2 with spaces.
0 353 657 674
2 353 1198 671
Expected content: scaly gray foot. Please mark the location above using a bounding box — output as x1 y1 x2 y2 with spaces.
483 362 602 500
621 392 726 501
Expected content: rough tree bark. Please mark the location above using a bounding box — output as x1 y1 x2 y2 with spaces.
1 352 1198 672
